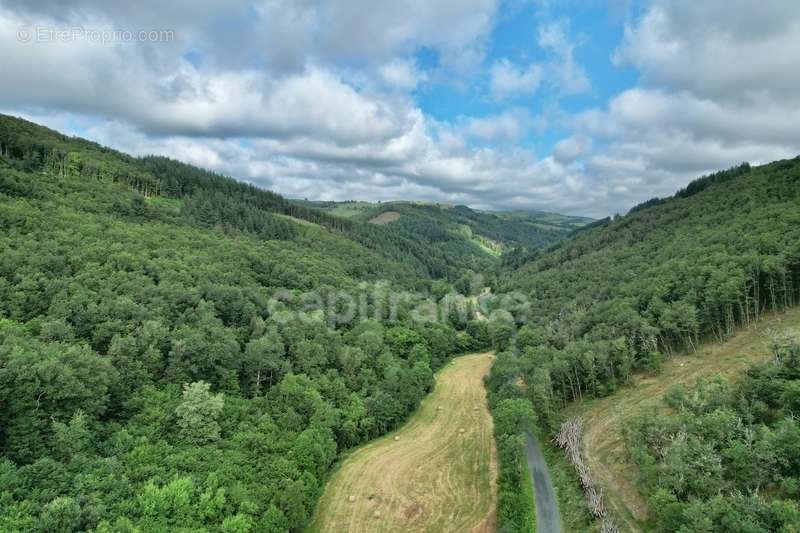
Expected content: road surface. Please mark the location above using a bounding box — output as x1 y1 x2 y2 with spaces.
525 432 561 533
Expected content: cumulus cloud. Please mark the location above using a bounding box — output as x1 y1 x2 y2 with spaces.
6 0 500 72
573 88 800 192
614 1 800 102
1 0 799 217
553 135 591 163
316 0 498 70
463 110 532 143
379 59 426 91
489 59 543 100
537 20 590 95
0 11 414 144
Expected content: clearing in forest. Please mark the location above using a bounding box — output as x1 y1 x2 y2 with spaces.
568 307 800 532
367 211 401 225
308 352 497 533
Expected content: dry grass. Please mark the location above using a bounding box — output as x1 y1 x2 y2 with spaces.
567 307 800 532
367 211 401 225
308 353 497 533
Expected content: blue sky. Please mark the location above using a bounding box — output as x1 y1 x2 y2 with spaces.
1 0 799 216
416 1 635 125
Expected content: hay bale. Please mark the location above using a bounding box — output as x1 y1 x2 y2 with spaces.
373 510 381 519
459 428 465 434
394 436 400 441
348 495 356 502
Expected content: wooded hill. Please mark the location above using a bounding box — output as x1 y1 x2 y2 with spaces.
0 114 582 285
487 156 800 531
496 157 800 416
294 199 591 261
0 114 521 532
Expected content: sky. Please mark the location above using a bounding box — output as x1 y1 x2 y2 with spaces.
1 1 799 217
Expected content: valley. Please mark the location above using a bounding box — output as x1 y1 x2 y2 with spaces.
2 2 800 533
0 113 798 533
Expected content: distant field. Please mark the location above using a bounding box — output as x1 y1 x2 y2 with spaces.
327 203 378 218
367 211 401 225
308 353 497 533
566 307 800 532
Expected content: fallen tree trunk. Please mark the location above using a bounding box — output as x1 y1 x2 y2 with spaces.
554 417 619 533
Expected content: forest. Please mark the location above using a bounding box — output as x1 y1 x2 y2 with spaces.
494 157 800 422
485 156 800 531
2 112 800 532
0 114 518 531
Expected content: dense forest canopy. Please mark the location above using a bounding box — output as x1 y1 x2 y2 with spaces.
2 112 800 532
0 114 536 531
486 156 800 531
294 199 592 259
496 157 800 418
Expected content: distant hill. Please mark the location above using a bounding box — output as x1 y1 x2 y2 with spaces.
0 114 590 285
292 199 593 258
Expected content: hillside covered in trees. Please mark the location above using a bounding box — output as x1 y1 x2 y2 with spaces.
0 114 534 531
487 157 800 531
495 157 800 418
1 114 570 286
2 112 800 532
294 199 591 260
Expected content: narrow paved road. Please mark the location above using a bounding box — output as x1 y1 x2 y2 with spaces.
524 433 561 533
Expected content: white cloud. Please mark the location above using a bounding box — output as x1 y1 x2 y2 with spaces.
316 0 499 71
565 84 800 212
553 135 591 163
0 10 412 145
2 0 799 218
379 59 426 91
489 59 543 100
463 109 534 143
537 20 590 95
5 0 501 74
614 1 800 102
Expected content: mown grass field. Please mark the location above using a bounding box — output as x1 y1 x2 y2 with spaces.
308 353 497 533
566 307 800 532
